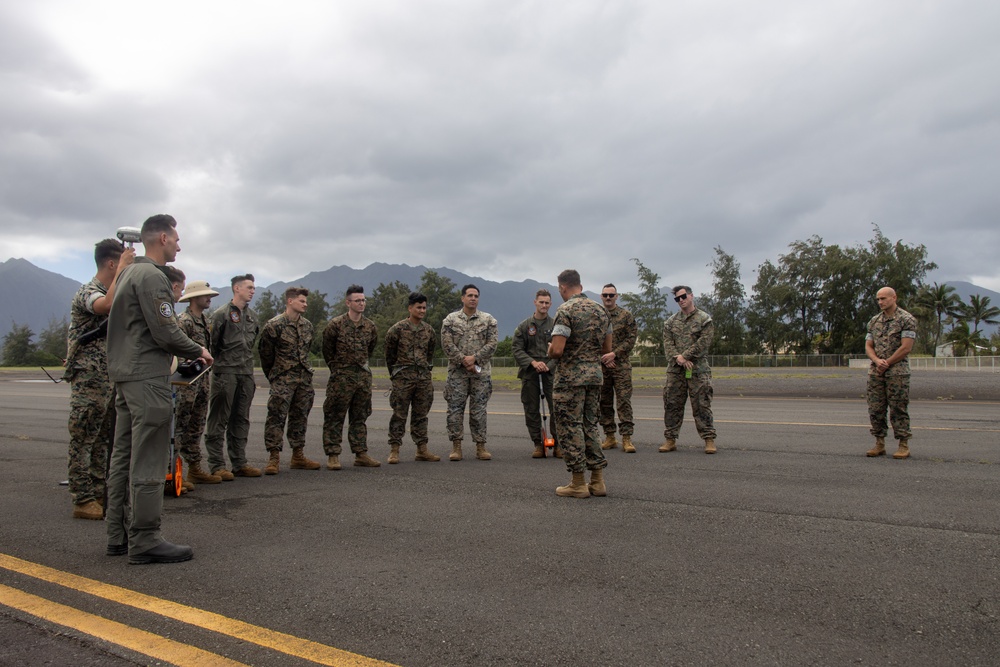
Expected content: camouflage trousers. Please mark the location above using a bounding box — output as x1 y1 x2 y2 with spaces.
520 370 556 446
600 366 634 436
867 373 911 440
265 370 316 451
175 374 210 465
444 370 492 444
553 383 607 473
323 368 372 455
205 373 256 472
388 372 434 448
662 371 716 440
67 371 114 505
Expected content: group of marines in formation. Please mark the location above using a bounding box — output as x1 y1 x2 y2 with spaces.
63 214 916 562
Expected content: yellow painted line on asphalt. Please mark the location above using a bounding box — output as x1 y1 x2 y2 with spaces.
0 554 398 667
0 583 247 667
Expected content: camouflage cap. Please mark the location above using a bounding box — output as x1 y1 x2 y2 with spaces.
179 280 219 302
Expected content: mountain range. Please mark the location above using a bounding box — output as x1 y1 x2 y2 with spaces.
2 257 998 343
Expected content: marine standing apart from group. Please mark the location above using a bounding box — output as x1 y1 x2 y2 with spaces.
259 287 321 474
864 286 917 459
104 214 212 564
512 289 560 459
598 284 638 453
548 269 612 499
205 274 261 479
441 284 499 462
65 239 134 520
175 280 222 486
322 285 381 469
661 285 718 454
384 292 441 464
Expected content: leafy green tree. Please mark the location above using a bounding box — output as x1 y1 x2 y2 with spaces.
38 317 69 363
417 270 461 357
1 323 39 366
305 290 331 357
366 281 413 359
960 294 1000 335
776 236 827 353
706 246 747 354
863 225 937 310
619 258 669 360
254 290 282 323
915 282 962 354
746 260 788 355
496 336 513 359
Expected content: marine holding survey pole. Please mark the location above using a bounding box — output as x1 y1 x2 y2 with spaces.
512 289 559 459
65 239 134 520
105 214 212 564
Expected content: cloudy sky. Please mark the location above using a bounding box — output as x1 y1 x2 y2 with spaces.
3 0 998 296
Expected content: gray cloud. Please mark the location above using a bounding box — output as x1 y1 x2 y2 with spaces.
4 1 1000 297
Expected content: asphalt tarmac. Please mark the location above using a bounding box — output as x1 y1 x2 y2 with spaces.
1 369 998 666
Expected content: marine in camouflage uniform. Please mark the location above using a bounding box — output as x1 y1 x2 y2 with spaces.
511 290 558 457
865 287 917 459
175 285 216 474
661 286 717 453
440 285 498 460
598 286 637 449
384 293 438 461
259 292 316 470
205 275 261 477
64 239 133 519
322 286 379 466
549 270 612 498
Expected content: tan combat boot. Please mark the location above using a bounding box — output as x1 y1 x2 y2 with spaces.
387 445 400 464
704 439 717 455
234 465 262 477
659 439 677 453
475 443 492 460
892 440 910 459
326 455 342 470
532 444 545 458
212 467 235 481
72 500 103 520
354 452 381 467
415 444 440 462
449 441 463 461
556 471 591 498
552 444 563 458
187 462 222 484
622 435 636 453
601 434 618 450
290 448 320 470
588 468 607 497
866 437 886 457
264 450 280 475
181 478 195 492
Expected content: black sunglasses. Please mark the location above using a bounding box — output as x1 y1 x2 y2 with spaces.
674 293 689 302
601 293 617 298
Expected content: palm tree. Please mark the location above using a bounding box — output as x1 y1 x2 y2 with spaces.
945 321 988 357
959 294 1000 335
915 282 962 355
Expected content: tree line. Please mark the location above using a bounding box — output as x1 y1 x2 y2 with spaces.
622 227 1000 359
4 230 999 366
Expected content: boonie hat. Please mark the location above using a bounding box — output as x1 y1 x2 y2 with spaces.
179 280 220 302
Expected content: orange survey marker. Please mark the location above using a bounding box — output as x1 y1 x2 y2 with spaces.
540 375 555 451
